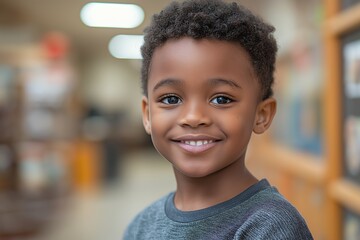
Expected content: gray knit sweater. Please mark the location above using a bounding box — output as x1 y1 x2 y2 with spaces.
123 179 313 239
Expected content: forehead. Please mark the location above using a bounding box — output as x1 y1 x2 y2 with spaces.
152 37 253 68
148 37 258 92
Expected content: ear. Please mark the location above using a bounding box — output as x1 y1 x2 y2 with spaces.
142 96 151 135
253 97 277 134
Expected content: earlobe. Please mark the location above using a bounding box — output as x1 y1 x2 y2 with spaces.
142 96 151 135
253 98 277 134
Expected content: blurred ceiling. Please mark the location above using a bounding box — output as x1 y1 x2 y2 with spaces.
0 0 259 58
0 0 170 57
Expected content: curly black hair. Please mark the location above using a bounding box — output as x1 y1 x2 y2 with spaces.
141 0 277 100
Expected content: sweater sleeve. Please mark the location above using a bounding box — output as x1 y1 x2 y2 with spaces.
233 203 314 240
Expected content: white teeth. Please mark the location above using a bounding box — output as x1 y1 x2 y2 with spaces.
182 140 213 146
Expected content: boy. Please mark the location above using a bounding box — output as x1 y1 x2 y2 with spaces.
124 0 313 239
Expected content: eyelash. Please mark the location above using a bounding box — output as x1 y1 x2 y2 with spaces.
159 94 182 105
158 94 234 105
210 95 234 105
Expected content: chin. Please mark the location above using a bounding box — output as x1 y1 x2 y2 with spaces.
175 166 218 179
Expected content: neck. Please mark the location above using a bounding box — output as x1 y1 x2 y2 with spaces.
173 160 257 211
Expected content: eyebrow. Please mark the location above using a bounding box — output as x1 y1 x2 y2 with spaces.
209 78 241 89
153 78 182 92
152 77 241 92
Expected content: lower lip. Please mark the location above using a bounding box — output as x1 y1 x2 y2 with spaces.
176 141 217 154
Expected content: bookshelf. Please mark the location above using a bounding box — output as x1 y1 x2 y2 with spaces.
0 36 78 238
247 1 360 240
325 1 360 240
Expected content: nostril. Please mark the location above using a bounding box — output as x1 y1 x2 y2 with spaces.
179 118 210 128
178 105 211 128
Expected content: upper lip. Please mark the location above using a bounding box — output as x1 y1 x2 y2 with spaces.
171 134 221 142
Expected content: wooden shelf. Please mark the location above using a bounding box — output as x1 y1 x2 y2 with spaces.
248 1 360 238
248 136 326 184
323 1 360 239
329 179 360 215
326 3 360 35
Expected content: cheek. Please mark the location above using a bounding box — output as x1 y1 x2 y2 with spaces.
149 108 177 138
228 118 252 138
151 107 178 124
222 108 256 137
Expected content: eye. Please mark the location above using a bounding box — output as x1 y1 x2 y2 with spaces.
210 96 233 105
160 95 182 105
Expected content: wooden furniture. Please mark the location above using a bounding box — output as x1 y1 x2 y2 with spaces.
247 1 360 240
325 1 360 240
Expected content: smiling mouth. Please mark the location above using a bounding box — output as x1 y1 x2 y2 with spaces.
180 140 214 146
172 138 220 154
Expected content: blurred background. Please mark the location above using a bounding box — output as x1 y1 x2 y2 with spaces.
0 0 360 240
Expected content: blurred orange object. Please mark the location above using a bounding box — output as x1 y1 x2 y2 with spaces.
72 140 101 192
41 31 70 60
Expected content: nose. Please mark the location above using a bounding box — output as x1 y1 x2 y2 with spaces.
178 101 211 128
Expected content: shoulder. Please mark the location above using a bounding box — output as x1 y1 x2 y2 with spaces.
123 193 170 240
234 187 314 239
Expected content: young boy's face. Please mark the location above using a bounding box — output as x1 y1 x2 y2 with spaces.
142 37 275 178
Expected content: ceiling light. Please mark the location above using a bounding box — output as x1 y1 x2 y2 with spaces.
80 2 144 28
108 35 144 59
